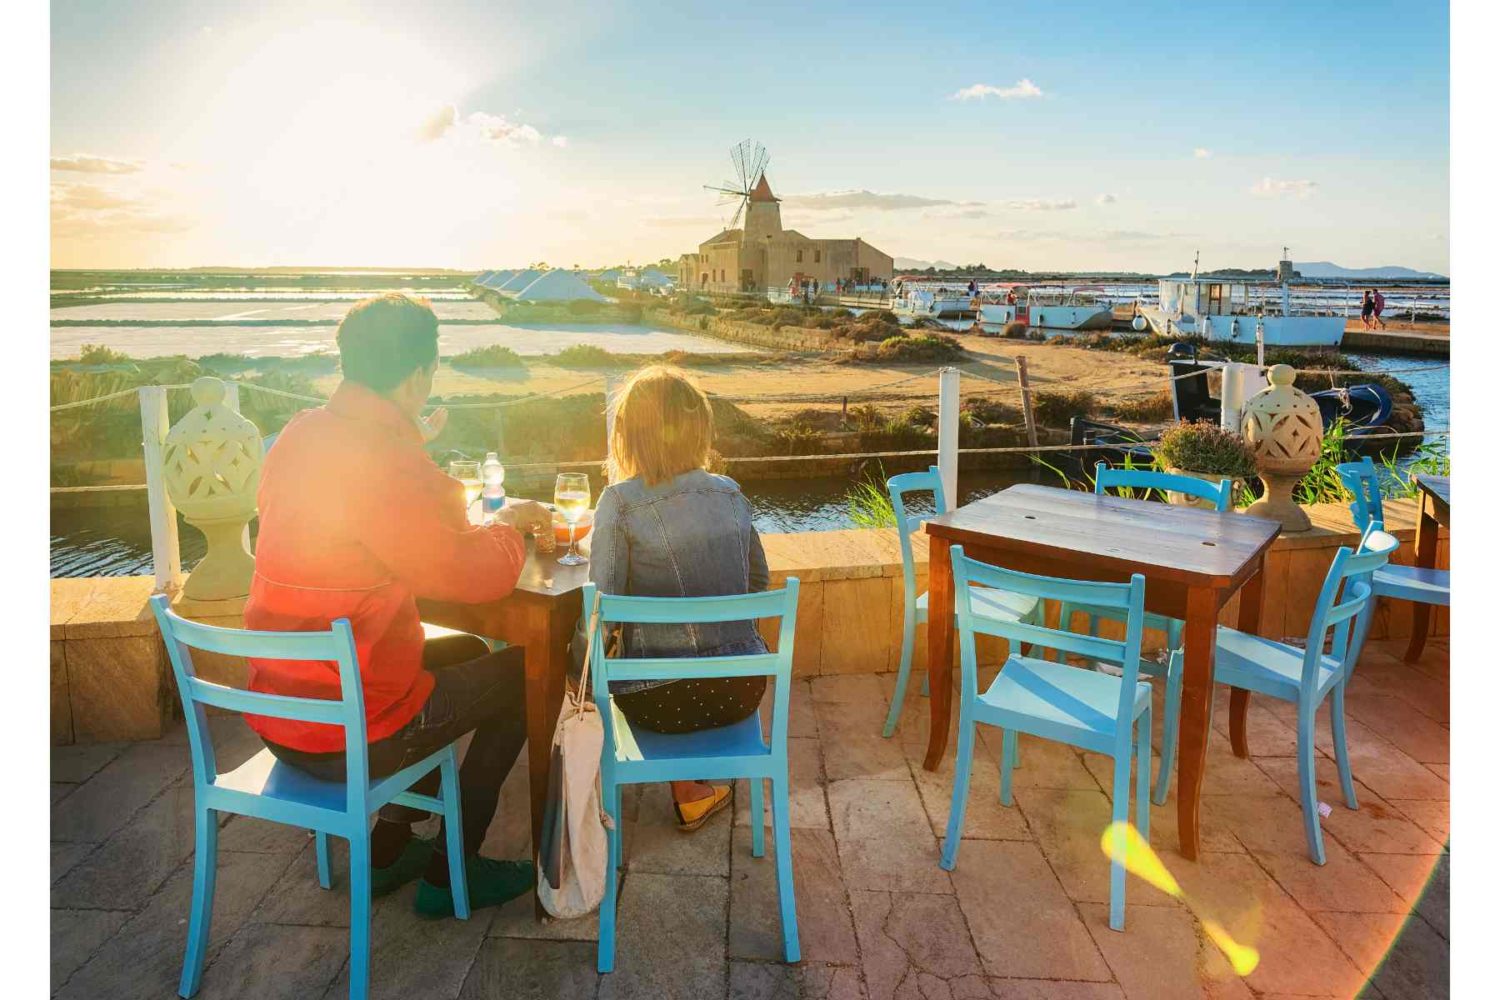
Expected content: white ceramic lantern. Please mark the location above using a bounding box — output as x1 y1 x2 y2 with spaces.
1239 364 1322 532
163 377 263 599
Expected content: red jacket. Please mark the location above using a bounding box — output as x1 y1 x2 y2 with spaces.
243 381 527 752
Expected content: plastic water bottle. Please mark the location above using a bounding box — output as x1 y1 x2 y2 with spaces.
481 451 506 514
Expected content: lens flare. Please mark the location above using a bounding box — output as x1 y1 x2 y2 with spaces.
1101 821 1260 976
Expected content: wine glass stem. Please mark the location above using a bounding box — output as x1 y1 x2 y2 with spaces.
567 523 577 559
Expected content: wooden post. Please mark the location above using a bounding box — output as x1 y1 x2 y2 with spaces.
937 368 959 511
841 396 848 427
1015 356 1040 450
139 386 183 594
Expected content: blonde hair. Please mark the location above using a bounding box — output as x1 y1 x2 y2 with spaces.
607 366 714 485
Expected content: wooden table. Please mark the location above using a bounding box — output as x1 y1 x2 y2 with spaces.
1405 474 1450 663
922 484 1280 860
417 538 588 869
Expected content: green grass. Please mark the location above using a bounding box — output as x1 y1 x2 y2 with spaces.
845 477 897 529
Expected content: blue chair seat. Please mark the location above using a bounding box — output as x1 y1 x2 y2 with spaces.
610 707 769 763
213 747 450 816
975 655 1151 754
1211 627 1342 701
916 587 1041 624
1372 565 1451 606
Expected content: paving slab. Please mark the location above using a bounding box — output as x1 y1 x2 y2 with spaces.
735 737 831 830
196 922 349 999
51 742 189 843
1249 760 1442 855
597 871 728 1000
849 888 985 1000
987 980 1125 999
51 741 127 783
1078 902 1252 1000
320 883 494 1000
51 841 97 885
488 891 600 942
624 781 733 876
728 960 867 1000
950 839 1112 982
460 938 600 1000
728 827 858 964
1013 787 1174 908
1248 842 1406 914
1365 911 1449 1000
51 908 130 993
52 782 200 910
906 741 1031 843
828 778 951 894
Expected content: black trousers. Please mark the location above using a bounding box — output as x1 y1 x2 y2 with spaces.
265 634 527 856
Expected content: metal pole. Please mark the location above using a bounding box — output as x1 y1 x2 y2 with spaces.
1015 357 1040 450
937 368 960 512
139 386 183 594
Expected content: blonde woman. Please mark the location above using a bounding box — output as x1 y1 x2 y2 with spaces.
585 365 769 831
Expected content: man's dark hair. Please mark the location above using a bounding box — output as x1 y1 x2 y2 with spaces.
336 293 440 393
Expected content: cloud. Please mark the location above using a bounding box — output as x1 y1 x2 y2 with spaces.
1096 193 1117 205
50 154 144 174
1193 148 1213 159
782 190 964 212
1001 198 1077 212
416 106 558 147
51 181 192 239
1250 177 1318 199
950 79 1044 101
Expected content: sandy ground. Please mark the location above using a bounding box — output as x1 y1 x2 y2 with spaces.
319 331 1175 418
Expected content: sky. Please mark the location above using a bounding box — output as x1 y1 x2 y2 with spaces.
49 0 1451 274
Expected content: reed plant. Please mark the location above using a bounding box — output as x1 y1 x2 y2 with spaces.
845 477 897 529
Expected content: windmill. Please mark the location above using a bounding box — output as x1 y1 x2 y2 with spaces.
703 139 769 230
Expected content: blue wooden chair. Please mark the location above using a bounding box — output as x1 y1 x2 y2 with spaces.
1053 462 1232 804
939 547 1152 931
587 579 802 972
882 467 1043 738
1163 523 1398 864
1336 456 1451 611
148 596 470 1000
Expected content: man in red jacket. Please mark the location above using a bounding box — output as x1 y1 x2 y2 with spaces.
245 292 552 916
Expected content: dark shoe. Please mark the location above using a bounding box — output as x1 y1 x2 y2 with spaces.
371 836 437 897
414 857 536 917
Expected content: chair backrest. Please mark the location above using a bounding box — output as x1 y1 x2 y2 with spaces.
949 546 1146 731
1298 520 1398 701
1093 461 1232 510
147 594 371 811
1334 456 1384 531
584 580 801 756
887 466 946 604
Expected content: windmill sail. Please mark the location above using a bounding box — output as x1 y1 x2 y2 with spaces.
703 139 769 230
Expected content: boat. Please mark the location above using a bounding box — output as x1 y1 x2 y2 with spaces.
978 285 1114 333
1062 418 1155 480
890 279 979 318
1137 254 1346 347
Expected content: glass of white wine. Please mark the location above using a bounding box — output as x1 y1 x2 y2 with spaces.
553 472 591 566
449 461 482 514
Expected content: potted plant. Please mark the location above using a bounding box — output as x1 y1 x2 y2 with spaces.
1153 420 1258 509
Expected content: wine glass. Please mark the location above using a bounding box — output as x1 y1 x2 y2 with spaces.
553 472 591 566
449 461 482 514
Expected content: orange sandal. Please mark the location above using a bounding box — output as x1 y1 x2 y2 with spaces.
673 784 733 832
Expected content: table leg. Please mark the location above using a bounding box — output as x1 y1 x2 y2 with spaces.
1176 586 1219 860
1229 563 1265 759
1404 492 1438 664
923 540 956 772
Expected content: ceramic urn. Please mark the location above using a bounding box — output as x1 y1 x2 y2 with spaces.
1239 363 1321 531
163 377 263 599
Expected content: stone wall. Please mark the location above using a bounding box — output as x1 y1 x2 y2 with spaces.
643 307 835 353
48 499 1448 745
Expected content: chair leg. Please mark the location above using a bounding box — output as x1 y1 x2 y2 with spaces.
1330 683 1359 810
1296 706 1327 865
1153 655 1183 806
883 608 918 738
940 720 977 870
599 814 620 974
771 778 801 963
749 778 766 858
440 750 470 920
609 784 624 873
1136 704 1152 845
1108 752 1130 931
348 834 372 1000
999 728 1018 806
177 807 219 998
315 831 332 890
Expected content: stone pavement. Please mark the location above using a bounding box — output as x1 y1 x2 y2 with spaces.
51 638 1449 999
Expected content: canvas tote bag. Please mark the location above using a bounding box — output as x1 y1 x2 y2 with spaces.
537 593 614 919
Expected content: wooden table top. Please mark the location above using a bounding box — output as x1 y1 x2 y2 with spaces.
465 504 591 600
1415 475 1451 510
924 484 1281 588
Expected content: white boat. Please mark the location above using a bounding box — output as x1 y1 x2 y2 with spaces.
890 281 980 318
1137 256 1345 347
977 285 1114 333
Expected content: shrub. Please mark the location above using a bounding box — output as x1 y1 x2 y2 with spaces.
865 333 964 363
846 403 886 432
618 302 644 323
1155 420 1259 479
1001 321 1028 339
552 344 622 367
899 403 937 428
845 478 897 529
1108 390 1174 423
772 423 824 455
1031 389 1097 427
449 344 526 369
961 397 1020 425
75 343 131 365
566 299 603 316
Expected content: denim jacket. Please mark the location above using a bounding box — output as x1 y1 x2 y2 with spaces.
573 469 770 695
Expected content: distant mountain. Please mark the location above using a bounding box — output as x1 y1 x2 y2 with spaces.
894 257 957 271
1294 261 1447 281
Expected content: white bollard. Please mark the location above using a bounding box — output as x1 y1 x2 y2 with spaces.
937 368 960 511
139 386 183 594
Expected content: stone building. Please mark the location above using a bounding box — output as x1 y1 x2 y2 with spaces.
678 176 893 293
